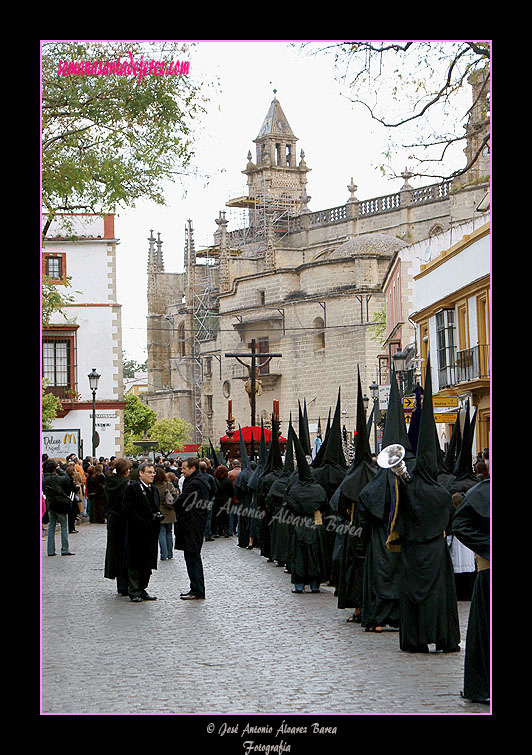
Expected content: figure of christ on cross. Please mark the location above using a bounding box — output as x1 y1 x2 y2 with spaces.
225 338 282 427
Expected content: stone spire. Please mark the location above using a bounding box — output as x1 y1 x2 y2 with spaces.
147 229 157 273
215 210 230 292
156 231 164 271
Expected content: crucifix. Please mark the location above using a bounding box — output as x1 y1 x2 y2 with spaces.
225 338 282 427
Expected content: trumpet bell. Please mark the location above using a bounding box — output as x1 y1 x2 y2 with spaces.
377 444 411 481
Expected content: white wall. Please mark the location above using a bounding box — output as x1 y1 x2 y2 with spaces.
414 231 490 313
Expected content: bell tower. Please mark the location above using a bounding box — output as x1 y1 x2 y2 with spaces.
242 92 310 213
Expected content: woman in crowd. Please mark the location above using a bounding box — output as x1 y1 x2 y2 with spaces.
64 462 83 534
154 465 177 560
86 464 106 523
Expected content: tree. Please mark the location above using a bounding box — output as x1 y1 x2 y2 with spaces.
41 41 210 237
42 380 62 430
123 394 157 455
42 274 76 327
122 351 147 379
148 417 192 456
303 41 490 184
369 307 387 345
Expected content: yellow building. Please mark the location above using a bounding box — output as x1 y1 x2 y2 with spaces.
410 221 490 454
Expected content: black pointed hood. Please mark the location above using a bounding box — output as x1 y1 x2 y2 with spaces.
264 420 284 474
311 407 331 468
268 419 295 503
441 410 462 476
285 430 327 515
335 367 377 511
382 367 414 453
407 383 424 454
209 439 223 468
248 420 268 492
412 357 439 483
298 400 312 456
234 425 252 493
293 426 314 484
359 369 415 522
258 420 285 501
446 400 479 494
311 388 347 498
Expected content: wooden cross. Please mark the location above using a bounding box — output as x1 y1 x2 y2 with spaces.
225 338 282 427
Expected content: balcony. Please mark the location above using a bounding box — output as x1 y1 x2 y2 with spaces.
438 344 489 391
456 344 490 383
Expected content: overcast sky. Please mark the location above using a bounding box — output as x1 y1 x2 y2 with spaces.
116 40 470 364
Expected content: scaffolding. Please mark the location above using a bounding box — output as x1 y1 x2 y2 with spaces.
225 174 300 255
183 219 220 445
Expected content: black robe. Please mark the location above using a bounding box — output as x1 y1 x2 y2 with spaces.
358 470 404 629
395 468 460 652
103 474 130 580
452 479 490 702
284 438 329 586
269 477 293 567
235 464 255 548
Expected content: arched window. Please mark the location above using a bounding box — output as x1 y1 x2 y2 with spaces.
313 317 325 351
429 224 444 238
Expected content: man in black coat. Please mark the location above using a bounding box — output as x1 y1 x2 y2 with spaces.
174 457 211 600
122 462 162 602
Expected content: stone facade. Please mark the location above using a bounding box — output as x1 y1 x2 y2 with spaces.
144 87 489 449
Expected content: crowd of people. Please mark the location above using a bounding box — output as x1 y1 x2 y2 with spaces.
42 366 490 706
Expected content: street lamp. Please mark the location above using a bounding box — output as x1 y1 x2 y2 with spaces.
369 380 379 454
393 348 407 396
88 368 100 458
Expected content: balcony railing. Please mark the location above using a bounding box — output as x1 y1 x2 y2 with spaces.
456 344 490 383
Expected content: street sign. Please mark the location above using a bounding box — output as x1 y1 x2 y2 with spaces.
433 396 459 408
379 385 390 410
434 413 458 423
403 397 416 409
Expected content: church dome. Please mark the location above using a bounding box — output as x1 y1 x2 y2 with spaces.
317 233 408 261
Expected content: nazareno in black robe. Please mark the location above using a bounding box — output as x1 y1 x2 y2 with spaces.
234 426 255 548
452 478 490 702
257 420 284 561
444 401 479 600
284 431 328 587
394 359 460 653
335 368 377 613
358 367 415 630
247 421 268 544
269 421 296 568
310 388 348 584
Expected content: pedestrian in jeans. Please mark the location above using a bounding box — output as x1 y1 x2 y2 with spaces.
42 460 76 556
154 466 177 560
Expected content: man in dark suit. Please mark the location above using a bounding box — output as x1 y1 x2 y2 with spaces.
123 462 163 602
174 457 211 600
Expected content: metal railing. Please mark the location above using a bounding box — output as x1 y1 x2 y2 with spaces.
456 344 490 383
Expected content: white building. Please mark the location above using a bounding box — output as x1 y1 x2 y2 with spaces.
42 213 126 459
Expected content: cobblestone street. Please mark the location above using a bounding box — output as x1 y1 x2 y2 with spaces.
41 522 488 716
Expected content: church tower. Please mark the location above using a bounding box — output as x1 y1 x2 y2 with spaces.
242 92 310 214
